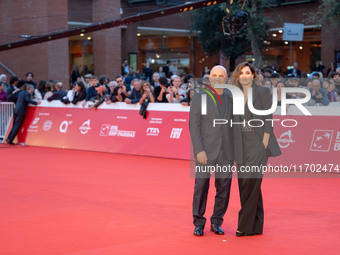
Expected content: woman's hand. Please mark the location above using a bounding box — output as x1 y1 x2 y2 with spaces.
263 133 270 149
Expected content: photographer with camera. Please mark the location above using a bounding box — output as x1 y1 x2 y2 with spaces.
139 81 154 105
166 75 186 103
307 79 329 106
114 75 130 102
154 76 169 103
139 81 155 119
125 79 142 104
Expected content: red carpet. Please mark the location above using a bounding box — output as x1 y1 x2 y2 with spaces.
1 145 340 255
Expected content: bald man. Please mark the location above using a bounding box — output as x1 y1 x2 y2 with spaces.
190 65 234 236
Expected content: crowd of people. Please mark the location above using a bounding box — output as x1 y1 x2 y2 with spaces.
1 60 340 110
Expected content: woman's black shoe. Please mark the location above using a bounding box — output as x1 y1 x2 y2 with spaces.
236 231 245 237
236 231 255 237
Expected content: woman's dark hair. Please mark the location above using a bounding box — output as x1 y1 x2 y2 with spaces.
45 82 53 92
99 75 109 85
187 89 195 99
75 81 86 93
38 80 46 93
17 79 27 88
184 74 193 84
9 76 19 85
231 62 260 88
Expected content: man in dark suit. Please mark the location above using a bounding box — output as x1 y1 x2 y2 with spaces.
286 62 301 77
7 79 26 103
47 82 67 101
190 65 234 236
6 84 40 145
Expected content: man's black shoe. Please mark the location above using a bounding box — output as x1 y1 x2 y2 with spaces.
6 140 14 145
193 226 204 236
211 224 224 235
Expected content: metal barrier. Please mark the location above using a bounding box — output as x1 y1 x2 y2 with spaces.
0 102 14 143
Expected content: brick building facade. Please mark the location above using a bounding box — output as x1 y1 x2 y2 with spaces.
0 0 339 87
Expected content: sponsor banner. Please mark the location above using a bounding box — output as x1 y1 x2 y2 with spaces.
17 104 339 166
271 116 340 167
17 105 190 160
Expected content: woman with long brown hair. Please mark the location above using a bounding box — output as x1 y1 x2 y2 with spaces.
231 62 281 237
139 81 155 105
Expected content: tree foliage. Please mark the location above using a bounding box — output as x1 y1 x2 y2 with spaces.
304 0 340 25
190 1 269 71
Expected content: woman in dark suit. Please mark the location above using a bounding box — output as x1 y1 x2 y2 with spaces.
231 62 281 237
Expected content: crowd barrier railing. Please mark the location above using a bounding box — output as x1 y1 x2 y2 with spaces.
0 102 14 143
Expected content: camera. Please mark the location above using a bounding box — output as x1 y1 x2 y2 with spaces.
139 99 149 119
222 10 248 36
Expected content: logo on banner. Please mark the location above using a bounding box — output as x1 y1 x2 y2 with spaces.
43 120 53 131
59 120 72 133
79 120 91 134
310 130 333 152
32 118 40 125
149 118 163 124
99 124 110 136
170 128 183 139
109 125 135 138
277 130 295 149
28 117 40 132
146 128 160 136
174 118 187 123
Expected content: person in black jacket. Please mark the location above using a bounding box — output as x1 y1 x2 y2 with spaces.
7 79 27 103
6 84 40 145
5 76 19 100
154 76 168 103
89 85 108 108
190 66 234 237
72 82 87 105
47 82 67 101
26 72 37 89
125 79 142 104
231 62 281 237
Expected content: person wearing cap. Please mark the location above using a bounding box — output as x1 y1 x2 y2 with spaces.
84 74 92 88
288 77 299 87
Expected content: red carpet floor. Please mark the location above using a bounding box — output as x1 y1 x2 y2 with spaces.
1 145 340 255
